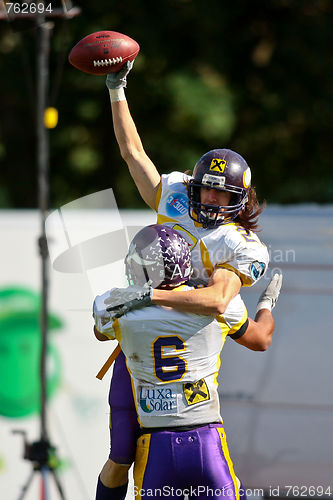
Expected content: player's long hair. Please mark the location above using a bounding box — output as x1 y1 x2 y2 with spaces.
236 186 265 233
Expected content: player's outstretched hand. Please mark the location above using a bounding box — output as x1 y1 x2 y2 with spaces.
104 284 153 318
106 61 134 89
256 273 283 313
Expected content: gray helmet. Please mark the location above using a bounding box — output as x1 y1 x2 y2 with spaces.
187 149 251 228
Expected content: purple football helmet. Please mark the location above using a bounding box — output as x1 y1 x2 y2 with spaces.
187 149 251 228
125 224 192 288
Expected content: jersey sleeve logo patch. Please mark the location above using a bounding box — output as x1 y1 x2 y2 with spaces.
183 379 210 406
166 192 188 217
250 261 266 281
209 159 226 172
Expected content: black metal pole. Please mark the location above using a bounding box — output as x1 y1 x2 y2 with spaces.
36 13 53 444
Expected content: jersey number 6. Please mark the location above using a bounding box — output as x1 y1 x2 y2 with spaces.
153 336 187 382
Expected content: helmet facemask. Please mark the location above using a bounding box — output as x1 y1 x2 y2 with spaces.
187 177 248 228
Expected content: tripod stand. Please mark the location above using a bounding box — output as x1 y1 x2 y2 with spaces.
0 3 80 499
13 430 66 500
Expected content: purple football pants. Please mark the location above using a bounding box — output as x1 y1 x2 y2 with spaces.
108 351 139 464
133 424 242 499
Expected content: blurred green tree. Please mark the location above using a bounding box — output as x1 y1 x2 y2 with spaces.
0 0 332 208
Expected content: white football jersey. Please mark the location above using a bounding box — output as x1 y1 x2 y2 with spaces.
94 286 248 428
155 171 269 286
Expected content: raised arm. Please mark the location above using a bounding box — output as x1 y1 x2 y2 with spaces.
106 64 160 209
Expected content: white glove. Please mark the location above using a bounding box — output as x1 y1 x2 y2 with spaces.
93 291 114 333
104 284 153 319
256 273 283 313
105 61 134 89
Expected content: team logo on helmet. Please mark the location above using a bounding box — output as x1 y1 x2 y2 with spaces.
209 158 227 173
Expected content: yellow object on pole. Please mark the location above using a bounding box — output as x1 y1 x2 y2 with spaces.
44 107 58 128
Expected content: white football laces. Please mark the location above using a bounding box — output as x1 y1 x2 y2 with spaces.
93 57 123 67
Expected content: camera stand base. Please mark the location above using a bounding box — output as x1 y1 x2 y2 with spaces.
13 431 66 500
18 465 66 500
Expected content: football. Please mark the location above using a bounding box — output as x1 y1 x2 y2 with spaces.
68 31 140 75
